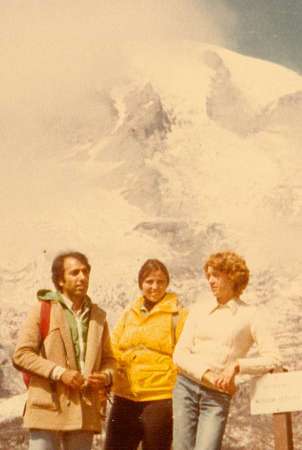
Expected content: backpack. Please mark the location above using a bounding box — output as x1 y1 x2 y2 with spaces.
22 301 52 387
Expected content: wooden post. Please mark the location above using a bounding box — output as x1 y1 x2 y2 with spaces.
273 412 294 450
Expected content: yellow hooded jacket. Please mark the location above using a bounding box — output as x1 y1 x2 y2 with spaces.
112 292 187 402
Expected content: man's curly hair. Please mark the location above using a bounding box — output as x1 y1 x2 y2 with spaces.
204 251 250 296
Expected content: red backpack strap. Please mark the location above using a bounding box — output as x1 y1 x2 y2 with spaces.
22 301 51 387
40 301 51 340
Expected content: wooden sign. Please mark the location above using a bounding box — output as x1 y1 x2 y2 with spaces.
250 370 302 415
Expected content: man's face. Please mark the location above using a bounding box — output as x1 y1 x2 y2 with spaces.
59 256 90 302
206 266 235 304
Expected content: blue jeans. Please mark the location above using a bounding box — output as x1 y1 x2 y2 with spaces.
173 374 231 450
29 430 94 450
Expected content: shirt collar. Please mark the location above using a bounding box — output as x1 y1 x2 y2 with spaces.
209 297 244 315
140 303 149 315
61 294 90 316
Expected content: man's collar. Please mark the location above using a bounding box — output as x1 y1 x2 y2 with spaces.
61 294 90 314
209 297 246 314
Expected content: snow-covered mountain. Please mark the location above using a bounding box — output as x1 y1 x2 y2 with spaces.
1 41 302 449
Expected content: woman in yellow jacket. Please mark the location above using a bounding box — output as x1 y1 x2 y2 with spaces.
104 259 187 450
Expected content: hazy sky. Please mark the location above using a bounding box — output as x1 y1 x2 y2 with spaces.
220 0 302 73
2 1 301 73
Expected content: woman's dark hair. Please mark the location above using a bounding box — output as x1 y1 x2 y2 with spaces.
138 259 170 289
51 251 91 292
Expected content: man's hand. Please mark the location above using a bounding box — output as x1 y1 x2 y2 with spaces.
213 362 239 395
60 369 85 390
87 372 109 390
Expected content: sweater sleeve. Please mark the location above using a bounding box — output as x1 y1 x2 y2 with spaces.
12 303 57 379
238 307 283 375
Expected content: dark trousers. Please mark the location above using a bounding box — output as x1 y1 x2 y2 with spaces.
104 396 172 450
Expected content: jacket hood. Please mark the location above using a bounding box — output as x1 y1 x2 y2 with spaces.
36 290 93 309
132 292 180 315
37 289 63 302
